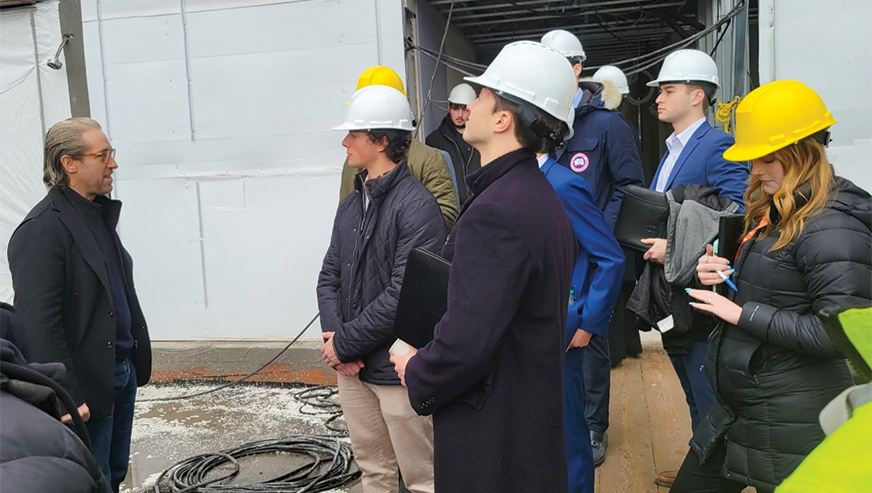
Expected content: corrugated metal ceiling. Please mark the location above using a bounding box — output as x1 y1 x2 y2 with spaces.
430 0 705 68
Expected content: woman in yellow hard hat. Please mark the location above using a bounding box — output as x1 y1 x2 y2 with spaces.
673 80 872 492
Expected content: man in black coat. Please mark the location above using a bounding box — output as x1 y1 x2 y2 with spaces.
7 118 151 493
391 41 579 493
425 83 481 205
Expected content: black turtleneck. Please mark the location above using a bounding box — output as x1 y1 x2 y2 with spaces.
62 188 133 361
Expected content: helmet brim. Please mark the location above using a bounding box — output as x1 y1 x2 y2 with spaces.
646 78 722 89
722 143 776 162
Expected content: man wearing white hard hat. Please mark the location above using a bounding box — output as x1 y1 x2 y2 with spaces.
391 41 577 493
340 66 458 233
542 28 646 469
425 83 482 205
637 48 749 488
592 65 630 96
317 84 443 493
534 95 626 493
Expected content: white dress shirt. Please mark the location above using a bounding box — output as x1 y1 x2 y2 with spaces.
572 87 585 109
654 117 706 192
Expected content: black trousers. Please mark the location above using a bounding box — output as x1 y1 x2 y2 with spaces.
607 281 643 366
672 444 773 493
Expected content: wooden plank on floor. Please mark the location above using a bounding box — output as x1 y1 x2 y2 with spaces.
642 348 693 488
595 356 659 493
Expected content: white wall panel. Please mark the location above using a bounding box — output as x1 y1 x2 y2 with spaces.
100 14 186 65
191 45 374 141
106 60 192 142
78 0 405 339
759 0 872 192
115 178 206 335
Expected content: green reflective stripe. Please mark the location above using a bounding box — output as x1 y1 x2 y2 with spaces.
838 307 872 368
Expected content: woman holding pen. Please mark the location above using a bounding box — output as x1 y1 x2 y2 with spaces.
672 80 872 492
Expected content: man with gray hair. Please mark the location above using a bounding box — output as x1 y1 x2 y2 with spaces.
7 117 151 492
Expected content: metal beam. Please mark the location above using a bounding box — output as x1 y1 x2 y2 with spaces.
653 8 691 39
451 2 674 22
58 0 89 117
474 28 672 48
663 7 705 31
453 2 684 28
445 0 659 15
432 0 648 8
465 18 672 40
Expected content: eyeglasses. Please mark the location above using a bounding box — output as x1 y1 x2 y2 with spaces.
79 148 117 164
449 104 467 111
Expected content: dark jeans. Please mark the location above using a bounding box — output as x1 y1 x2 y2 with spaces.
582 330 610 435
672 444 773 493
669 340 715 430
85 358 137 493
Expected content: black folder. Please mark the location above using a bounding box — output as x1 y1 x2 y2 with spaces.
716 214 745 297
717 214 745 263
614 185 670 252
392 248 451 349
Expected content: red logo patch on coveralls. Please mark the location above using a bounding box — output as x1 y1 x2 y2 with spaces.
569 152 590 173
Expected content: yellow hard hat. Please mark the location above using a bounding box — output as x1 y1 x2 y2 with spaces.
724 80 836 162
356 66 406 96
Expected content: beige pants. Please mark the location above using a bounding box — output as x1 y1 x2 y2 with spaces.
337 374 434 493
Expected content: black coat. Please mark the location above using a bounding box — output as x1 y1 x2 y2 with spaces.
7 187 151 419
425 115 481 205
405 148 576 493
1 339 111 493
317 162 446 385
691 177 872 490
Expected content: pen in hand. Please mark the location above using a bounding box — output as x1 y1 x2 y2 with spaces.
717 269 739 292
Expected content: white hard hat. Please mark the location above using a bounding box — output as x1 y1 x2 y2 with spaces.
541 29 586 62
593 65 630 95
465 41 577 138
646 49 720 88
334 85 415 132
447 83 476 105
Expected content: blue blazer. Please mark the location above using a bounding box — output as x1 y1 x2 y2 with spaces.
541 157 624 337
650 121 749 210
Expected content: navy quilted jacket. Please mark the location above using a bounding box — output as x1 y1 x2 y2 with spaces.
317 162 446 385
691 177 872 490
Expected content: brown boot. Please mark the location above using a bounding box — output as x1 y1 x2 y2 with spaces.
654 470 678 487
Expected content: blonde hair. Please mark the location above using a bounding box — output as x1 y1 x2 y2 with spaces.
743 138 834 252
43 118 102 188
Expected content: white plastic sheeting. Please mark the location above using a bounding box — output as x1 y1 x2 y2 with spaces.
0 0 72 302
77 0 406 339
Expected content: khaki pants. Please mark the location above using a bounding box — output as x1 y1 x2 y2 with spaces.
337 374 434 493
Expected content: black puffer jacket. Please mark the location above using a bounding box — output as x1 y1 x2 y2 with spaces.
317 162 446 385
1 336 111 493
691 177 872 490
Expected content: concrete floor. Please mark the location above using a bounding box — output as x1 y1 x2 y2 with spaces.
122 332 754 493
121 384 362 493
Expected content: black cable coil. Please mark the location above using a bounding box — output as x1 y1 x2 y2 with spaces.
152 435 359 493
293 385 347 437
